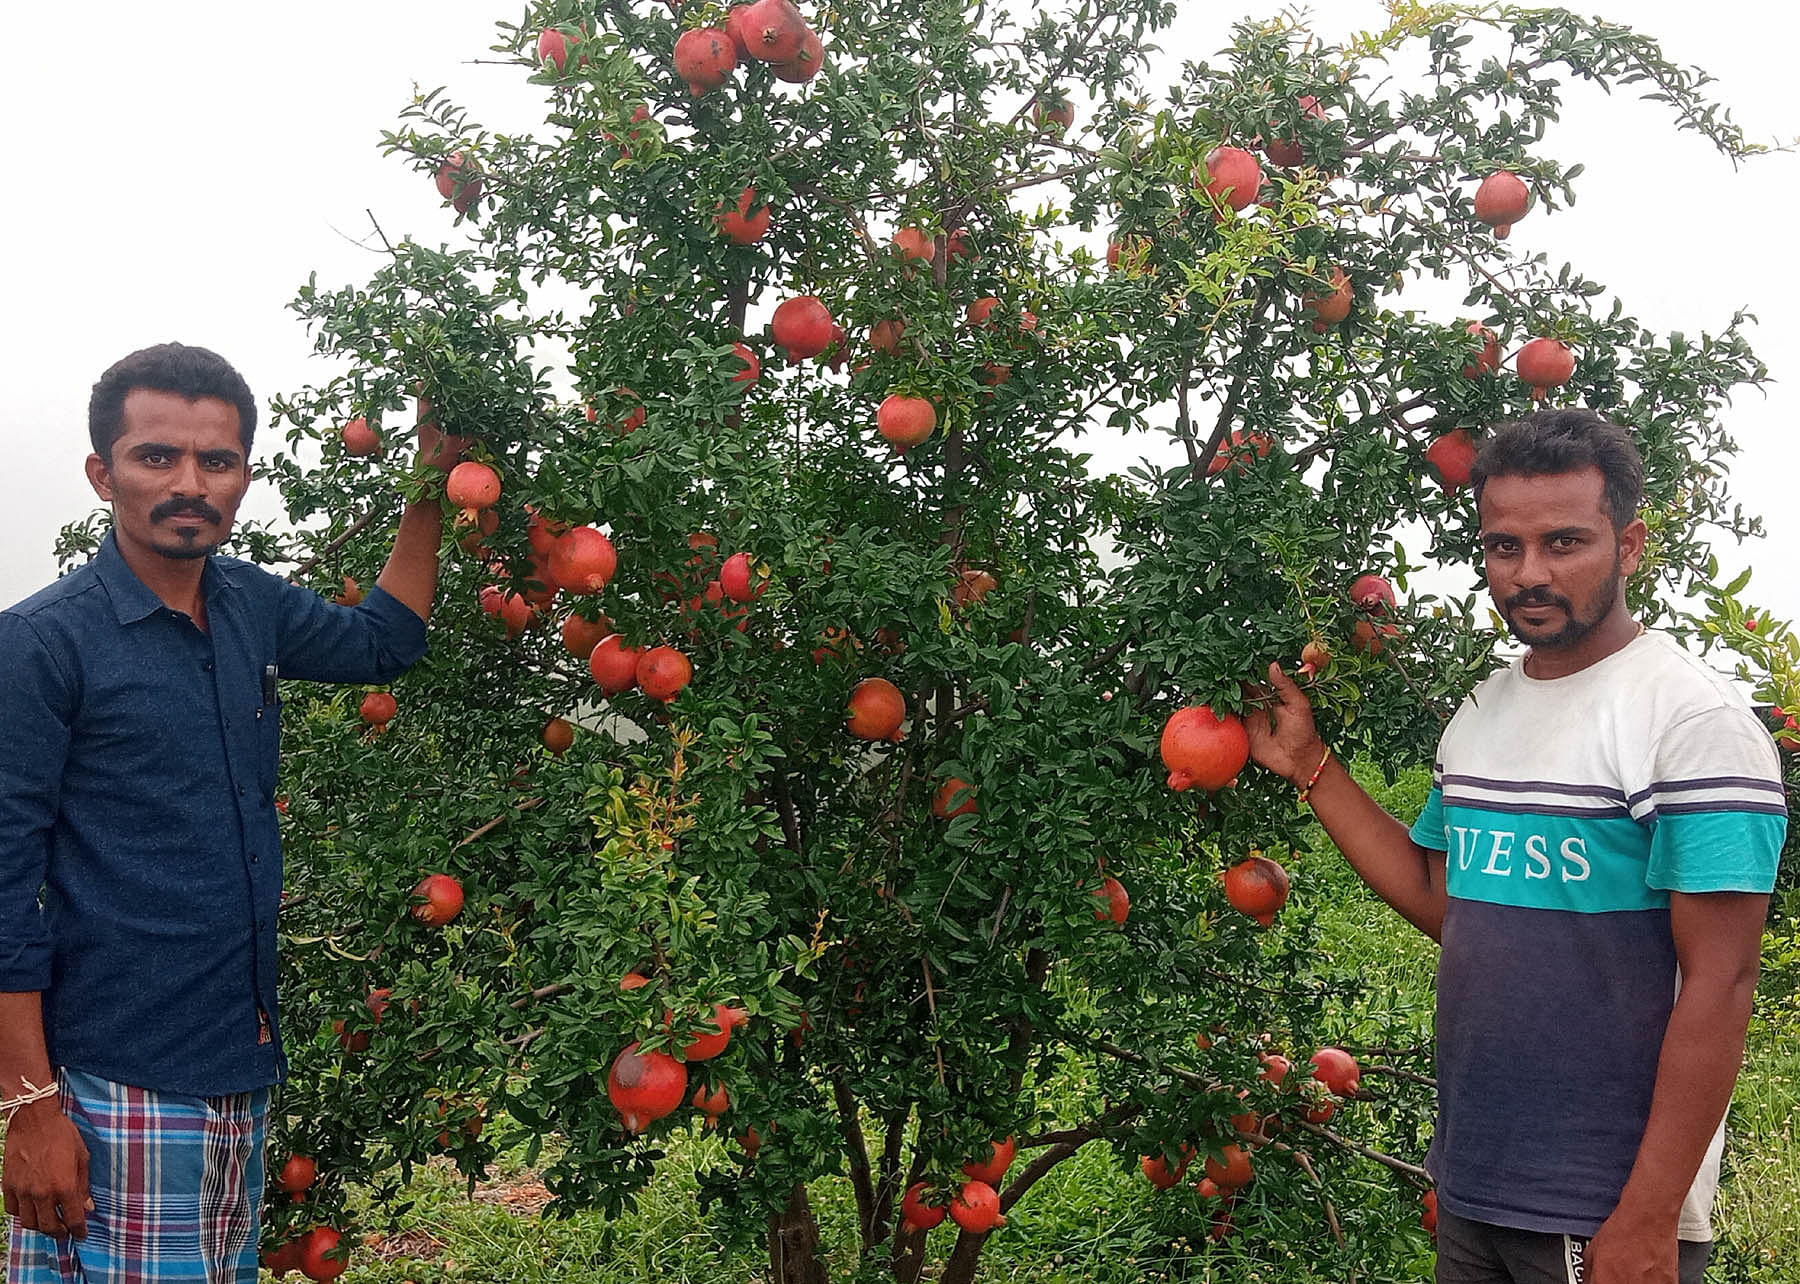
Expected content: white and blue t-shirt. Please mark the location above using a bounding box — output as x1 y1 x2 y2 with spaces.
1408 629 1786 1241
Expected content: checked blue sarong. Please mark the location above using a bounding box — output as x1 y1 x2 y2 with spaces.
5 1069 268 1283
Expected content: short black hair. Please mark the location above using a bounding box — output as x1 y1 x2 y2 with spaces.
1470 408 1644 531
88 343 257 463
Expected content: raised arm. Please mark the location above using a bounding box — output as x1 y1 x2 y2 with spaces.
1244 662 1449 941
371 391 467 624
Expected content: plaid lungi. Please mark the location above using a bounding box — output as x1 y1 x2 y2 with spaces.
5 1069 269 1284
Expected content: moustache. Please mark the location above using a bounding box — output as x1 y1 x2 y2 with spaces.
152 498 224 525
1505 590 1572 614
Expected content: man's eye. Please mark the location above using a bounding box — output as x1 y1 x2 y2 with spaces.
143 453 170 466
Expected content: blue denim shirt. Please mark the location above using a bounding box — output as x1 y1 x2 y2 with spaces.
0 531 427 1095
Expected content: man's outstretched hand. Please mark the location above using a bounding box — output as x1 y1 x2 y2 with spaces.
1244 662 1327 787
413 390 470 473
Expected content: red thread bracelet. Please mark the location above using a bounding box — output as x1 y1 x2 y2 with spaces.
1297 745 1332 805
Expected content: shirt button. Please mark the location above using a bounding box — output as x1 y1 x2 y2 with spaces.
250 853 259 864
203 661 214 672
237 785 247 797
257 919 266 931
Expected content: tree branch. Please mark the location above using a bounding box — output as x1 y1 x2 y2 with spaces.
831 1074 879 1249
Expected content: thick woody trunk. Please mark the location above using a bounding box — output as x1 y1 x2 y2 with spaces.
768 1184 828 1284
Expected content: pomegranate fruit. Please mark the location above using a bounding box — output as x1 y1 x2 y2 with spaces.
589 635 644 695
967 296 1000 327
952 568 997 609
1106 235 1150 270
719 552 757 601
1159 705 1250 791
962 1136 1016 1185
410 874 464 926
1473 170 1530 238
262 1240 302 1277
434 152 483 214
737 0 808 62
537 26 582 72
1141 1147 1193 1189
548 526 617 594
771 27 825 82
902 1182 945 1231
847 677 906 742
945 227 975 261
871 318 906 354
673 28 736 95
561 611 612 659
691 1082 729 1124
1031 96 1074 132
1351 619 1400 656
1198 145 1263 213
877 394 936 451
931 777 976 819
1348 573 1396 613
892 227 933 262
772 295 835 360
1300 267 1352 331
1262 94 1326 168
1204 1143 1254 1190
1205 428 1272 476
637 646 693 702
1091 875 1130 925
607 1042 688 1133
296 1226 347 1282
359 691 397 727
715 186 770 244
949 1180 1006 1233
1517 336 1575 392
1425 429 1477 491
339 417 380 456
674 1003 735 1060
1299 639 1332 677
333 576 363 607
1422 1189 1439 1236
277 1155 316 1196
1223 854 1289 927
1462 320 1501 377
1309 1046 1361 1097
445 461 501 517
542 716 574 756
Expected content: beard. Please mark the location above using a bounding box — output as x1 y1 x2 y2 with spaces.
150 498 226 560
1502 559 1622 650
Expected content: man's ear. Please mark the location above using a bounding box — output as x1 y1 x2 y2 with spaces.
1618 515 1649 577
85 452 114 503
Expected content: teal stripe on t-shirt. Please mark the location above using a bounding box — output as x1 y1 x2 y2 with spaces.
1647 809 1785 893
1426 803 1666 913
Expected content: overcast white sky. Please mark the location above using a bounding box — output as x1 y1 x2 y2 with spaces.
3 1 1795 629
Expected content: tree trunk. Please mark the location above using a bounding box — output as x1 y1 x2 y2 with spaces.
938 1229 989 1284
768 1184 828 1284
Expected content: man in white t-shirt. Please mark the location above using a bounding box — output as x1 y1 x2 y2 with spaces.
1246 408 1784 1284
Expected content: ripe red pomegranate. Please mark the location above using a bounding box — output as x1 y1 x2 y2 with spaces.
877 394 936 451
637 646 693 702
673 1003 736 1060
537 26 579 71
455 508 499 558
772 27 825 81
1141 1146 1193 1189
674 28 737 95
333 576 364 607
1204 1143 1254 1190
1309 1046 1361 1097
1301 267 1352 331
359 691 397 727
1223 854 1289 927
871 319 906 354
715 186 770 244
1517 337 1575 393
297 1226 347 1282
772 295 835 359
737 0 808 61
445 461 501 518
589 635 643 695
1462 320 1501 377
410 874 464 926
892 227 933 262
608 1042 689 1132
488 587 538 639
1258 1051 1292 1086
949 1180 1006 1233
962 1136 1016 1184
1348 573 1396 613
731 343 760 385
932 777 976 819
277 1155 316 1196
1106 235 1149 270
945 227 975 261
1198 146 1263 213
340 417 380 456
847 677 906 741
434 152 483 214
1194 1176 1222 1199
1422 1189 1439 1236
547 527 616 594
719 552 757 601
1091 875 1130 925
1425 429 1477 491
561 612 612 659
1305 1099 1336 1124
967 295 1001 327
262 1240 302 1277
1351 619 1400 656
1205 428 1272 476
1473 170 1530 238
1262 94 1326 167
724 5 756 56
901 1181 946 1231
1031 96 1074 131
1159 705 1250 791
953 568 997 609
977 362 1011 389
691 1081 729 1125
541 716 574 756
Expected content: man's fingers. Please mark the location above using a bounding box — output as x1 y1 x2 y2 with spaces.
59 1193 87 1239
29 1193 67 1237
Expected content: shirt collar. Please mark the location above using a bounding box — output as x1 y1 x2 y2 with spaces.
93 528 240 626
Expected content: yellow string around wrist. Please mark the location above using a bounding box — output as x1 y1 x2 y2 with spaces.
1297 745 1332 806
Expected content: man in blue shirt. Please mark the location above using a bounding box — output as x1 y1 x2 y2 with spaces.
0 342 460 1282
